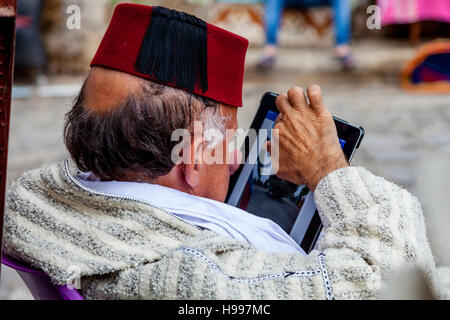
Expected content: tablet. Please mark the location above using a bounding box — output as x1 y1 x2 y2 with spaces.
226 92 364 254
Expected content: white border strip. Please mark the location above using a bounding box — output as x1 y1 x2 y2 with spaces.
318 253 334 300
178 246 321 284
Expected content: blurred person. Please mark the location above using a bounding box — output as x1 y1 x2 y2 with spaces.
258 0 355 70
3 4 447 300
14 0 46 80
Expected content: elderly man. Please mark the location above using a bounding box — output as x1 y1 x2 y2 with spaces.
3 4 442 299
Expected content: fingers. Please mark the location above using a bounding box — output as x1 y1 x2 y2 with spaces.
275 113 283 125
306 85 326 113
275 87 308 117
276 85 327 118
275 93 291 115
287 86 308 112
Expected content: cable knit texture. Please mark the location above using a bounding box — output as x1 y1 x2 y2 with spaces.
2 160 445 299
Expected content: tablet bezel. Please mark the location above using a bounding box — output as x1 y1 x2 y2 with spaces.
226 92 364 253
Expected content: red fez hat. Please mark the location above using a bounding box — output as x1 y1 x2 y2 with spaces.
91 4 249 107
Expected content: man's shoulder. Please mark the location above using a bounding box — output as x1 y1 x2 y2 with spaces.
7 160 64 201
3 159 209 284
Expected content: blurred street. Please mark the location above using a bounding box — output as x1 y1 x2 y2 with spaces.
1 38 449 299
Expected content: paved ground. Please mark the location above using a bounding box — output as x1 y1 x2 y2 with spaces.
1 39 449 299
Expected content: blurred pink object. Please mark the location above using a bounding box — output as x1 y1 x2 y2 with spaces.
378 0 450 25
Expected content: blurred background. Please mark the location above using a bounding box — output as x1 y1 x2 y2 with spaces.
1 0 449 299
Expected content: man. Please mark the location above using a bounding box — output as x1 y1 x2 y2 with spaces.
2 4 443 299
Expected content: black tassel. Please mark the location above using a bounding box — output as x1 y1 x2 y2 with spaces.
135 6 208 93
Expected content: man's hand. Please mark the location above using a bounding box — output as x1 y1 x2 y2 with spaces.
267 85 348 191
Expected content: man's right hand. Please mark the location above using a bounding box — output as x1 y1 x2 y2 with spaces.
267 85 348 191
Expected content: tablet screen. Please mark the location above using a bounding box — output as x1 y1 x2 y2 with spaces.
229 109 347 234
226 92 363 252
237 109 308 233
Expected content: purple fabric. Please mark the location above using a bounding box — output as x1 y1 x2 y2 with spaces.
1 255 84 300
411 52 450 83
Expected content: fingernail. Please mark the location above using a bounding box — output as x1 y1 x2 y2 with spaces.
309 84 321 94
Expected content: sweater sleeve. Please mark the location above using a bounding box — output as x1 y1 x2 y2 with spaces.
314 166 437 298
80 167 437 300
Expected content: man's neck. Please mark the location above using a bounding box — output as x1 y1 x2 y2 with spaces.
121 166 193 197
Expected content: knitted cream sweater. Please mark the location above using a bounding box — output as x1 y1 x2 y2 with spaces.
3 160 443 299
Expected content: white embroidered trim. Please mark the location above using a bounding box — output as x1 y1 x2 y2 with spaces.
178 246 321 284
318 253 334 300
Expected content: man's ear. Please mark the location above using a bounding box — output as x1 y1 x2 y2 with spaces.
180 131 204 189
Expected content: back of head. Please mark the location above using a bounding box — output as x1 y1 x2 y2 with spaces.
65 4 248 183
64 67 220 182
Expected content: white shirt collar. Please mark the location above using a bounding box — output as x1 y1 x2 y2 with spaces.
76 173 305 255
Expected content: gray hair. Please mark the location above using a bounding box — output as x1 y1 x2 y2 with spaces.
65 76 228 182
